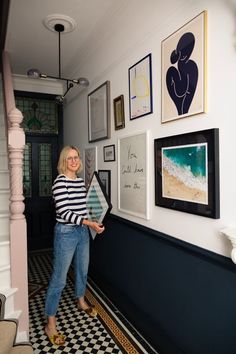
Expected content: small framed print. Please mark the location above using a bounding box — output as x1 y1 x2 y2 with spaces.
98 170 111 200
86 171 112 239
113 95 125 130
103 144 115 162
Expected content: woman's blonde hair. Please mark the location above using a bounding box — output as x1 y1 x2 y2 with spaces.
57 145 83 175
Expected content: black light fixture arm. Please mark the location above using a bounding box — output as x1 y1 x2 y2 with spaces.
62 82 74 99
27 21 89 103
40 73 80 84
57 23 62 78
40 24 81 85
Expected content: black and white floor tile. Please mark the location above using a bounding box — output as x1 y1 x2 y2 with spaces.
28 250 158 354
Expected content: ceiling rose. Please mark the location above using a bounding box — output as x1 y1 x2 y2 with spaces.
43 14 77 33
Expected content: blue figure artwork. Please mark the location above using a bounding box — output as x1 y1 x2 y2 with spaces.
166 32 198 116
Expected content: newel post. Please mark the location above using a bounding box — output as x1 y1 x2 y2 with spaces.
8 107 25 219
220 228 236 264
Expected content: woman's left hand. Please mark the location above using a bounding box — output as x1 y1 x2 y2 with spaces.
90 221 105 234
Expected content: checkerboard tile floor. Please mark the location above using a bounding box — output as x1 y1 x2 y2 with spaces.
28 250 158 354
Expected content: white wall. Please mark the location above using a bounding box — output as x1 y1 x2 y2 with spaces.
63 0 236 257
13 75 64 95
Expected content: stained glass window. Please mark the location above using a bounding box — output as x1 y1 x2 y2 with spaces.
23 143 32 197
15 97 58 134
39 144 52 197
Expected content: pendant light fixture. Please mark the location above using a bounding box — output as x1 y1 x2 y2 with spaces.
27 15 89 104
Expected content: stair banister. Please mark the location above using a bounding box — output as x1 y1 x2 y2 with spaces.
2 51 29 336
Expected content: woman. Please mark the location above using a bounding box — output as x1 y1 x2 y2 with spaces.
45 146 105 346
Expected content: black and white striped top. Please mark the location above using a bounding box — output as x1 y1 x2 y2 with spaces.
52 174 88 225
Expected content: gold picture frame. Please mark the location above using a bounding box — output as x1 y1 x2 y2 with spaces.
113 94 125 130
161 11 207 123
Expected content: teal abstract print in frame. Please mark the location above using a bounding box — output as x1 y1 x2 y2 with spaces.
87 186 104 221
86 172 112 239
154 129 219 219
162 143 207 204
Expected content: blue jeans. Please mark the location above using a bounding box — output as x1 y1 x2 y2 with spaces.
45 222 90 317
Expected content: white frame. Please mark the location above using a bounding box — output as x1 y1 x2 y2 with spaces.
118 130 150 219
84 146 97 188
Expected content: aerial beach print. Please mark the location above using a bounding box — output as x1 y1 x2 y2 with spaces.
162 143 208 204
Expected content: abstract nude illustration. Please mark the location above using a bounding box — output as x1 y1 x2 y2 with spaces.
166 32 198 116
161 11 206 122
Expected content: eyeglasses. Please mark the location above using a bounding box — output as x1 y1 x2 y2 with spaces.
66 156 80 162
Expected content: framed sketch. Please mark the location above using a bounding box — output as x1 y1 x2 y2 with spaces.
113 94 125 130
88 81 110 142
84 147 97 189
154 128 219 219
118 131 150 219
104 144 115 162
98 170 111 200
86 171 112 239
161 11 207 123
128 53 153 120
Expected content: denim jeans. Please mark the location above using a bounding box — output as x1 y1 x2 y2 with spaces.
45 222 90 316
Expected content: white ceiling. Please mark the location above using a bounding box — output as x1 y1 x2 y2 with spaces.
5 0 121 80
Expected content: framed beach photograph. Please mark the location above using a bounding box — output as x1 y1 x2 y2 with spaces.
128 53 153 120
118 131 150 219
154 128 219 219
88 81 111 142
84 147 97 189
86 171 112 239
98 170 111 200
113 94 125 130
103 144 115 162
161 11 207 123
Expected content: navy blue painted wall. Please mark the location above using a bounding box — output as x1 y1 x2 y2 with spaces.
89 214 236 354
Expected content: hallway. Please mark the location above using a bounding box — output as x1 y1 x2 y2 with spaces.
28 250 158 354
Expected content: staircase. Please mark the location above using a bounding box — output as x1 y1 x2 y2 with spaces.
0 74 28 342
0 293 34 353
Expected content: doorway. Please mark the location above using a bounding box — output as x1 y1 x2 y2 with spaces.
15 91 63 250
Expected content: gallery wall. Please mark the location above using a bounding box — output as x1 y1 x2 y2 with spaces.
62 0 236 258
10 1 236 351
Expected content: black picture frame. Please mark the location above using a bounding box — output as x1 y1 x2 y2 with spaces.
98 170 111 200
128 53 153 120
86 171 112 239
154 128 220 219
103 144 115 162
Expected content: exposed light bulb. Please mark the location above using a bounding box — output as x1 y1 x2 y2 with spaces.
27 68 41 78
78 77 89 87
